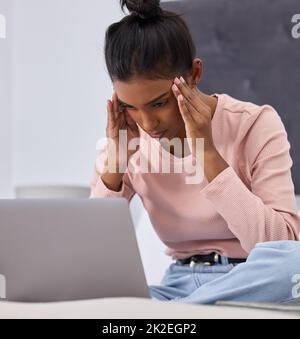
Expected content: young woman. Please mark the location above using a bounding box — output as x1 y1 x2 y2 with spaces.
90 0 300 304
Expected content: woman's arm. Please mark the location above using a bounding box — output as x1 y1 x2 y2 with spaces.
199 106 300 253
89 144 136 202
203 148 230 183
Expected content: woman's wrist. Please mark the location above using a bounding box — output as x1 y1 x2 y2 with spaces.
204 147 229 183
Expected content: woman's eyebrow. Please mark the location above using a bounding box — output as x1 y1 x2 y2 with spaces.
118 91 169 107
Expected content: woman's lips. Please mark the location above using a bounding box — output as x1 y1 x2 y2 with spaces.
148 130 167 138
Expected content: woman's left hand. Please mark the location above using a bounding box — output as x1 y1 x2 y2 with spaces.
172 76 216 158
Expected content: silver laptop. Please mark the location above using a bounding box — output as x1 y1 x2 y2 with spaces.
0 198 150 302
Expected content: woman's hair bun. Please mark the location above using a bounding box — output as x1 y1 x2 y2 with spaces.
120 0 163 20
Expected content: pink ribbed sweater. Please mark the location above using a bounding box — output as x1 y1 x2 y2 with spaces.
90 93 300 259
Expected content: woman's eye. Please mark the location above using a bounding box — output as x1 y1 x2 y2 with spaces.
153 101 167 108
120 101 167 110
120 104 133 110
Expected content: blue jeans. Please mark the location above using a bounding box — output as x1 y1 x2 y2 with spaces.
149 241 300 305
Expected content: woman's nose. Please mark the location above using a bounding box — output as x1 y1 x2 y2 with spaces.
140 112 159 132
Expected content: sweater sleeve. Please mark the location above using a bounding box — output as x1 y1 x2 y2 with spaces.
89 142 136 202
200 106 300 253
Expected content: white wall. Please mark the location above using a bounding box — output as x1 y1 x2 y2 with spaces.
0 0 13 198
11 0 125 189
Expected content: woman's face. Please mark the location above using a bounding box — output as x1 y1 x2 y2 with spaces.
113 77 186 141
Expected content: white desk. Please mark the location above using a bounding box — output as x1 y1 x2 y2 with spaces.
0 297 299 319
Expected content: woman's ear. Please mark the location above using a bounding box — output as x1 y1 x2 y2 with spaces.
189 58 203 89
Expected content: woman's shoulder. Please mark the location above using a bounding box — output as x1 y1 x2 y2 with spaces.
216 93 284 135
217 93 277 118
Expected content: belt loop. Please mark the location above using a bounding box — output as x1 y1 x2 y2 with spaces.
220 255 229 265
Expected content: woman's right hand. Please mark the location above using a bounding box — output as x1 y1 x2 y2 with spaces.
106 91 140 167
